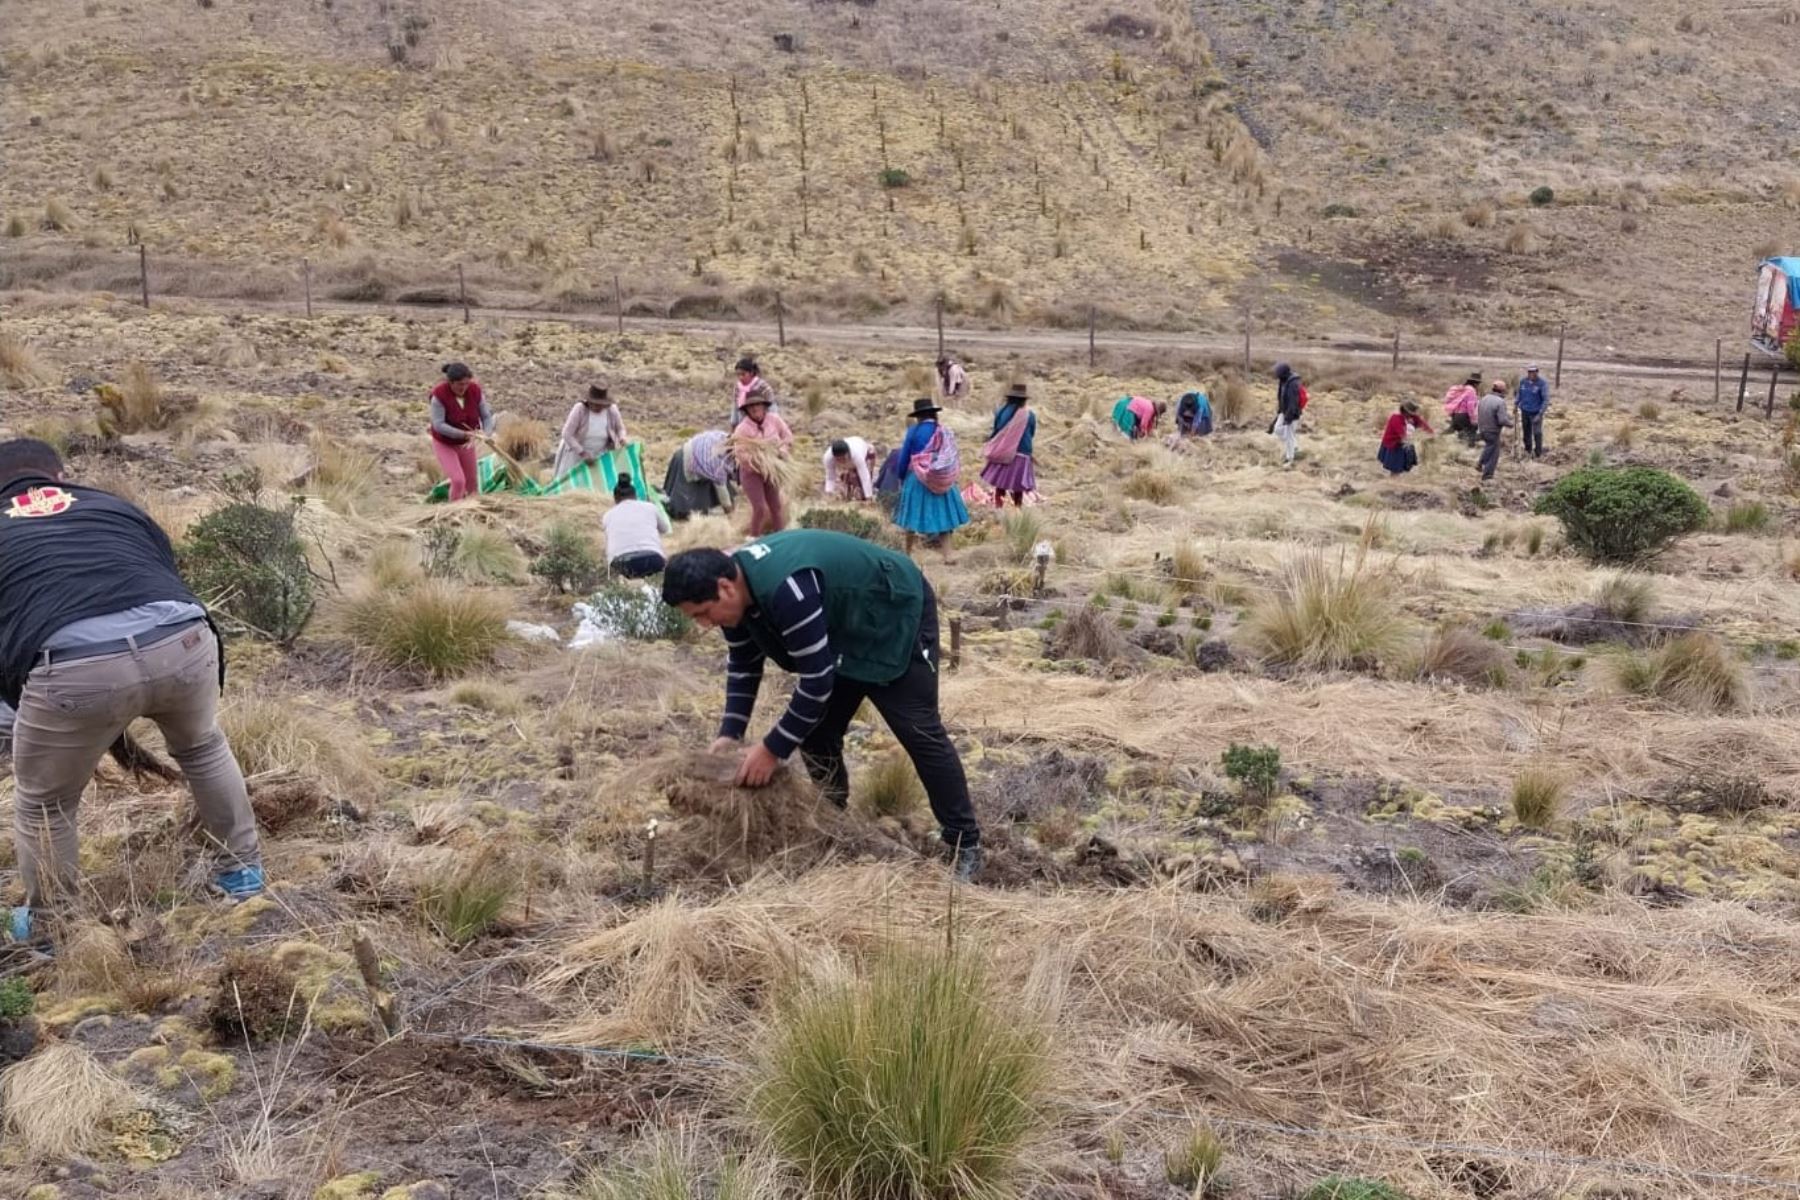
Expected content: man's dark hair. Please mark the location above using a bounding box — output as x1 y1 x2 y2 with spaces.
0 438 64 489
830 439 851 457
735 356 759 375
662 548 737 606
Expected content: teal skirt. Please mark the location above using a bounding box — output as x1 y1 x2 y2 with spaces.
894 475 969 535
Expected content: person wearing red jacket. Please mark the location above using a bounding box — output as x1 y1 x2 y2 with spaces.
428 362 494 501
1378 400 1433 474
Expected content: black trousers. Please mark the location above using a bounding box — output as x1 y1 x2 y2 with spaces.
611 551 667 579
1519 411 1544 457
797 585 980 849
1478 432 1502 479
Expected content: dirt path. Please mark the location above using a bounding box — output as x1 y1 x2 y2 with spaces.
22 286 1796 390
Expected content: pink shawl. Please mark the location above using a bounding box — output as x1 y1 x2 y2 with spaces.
983 405 1031 466
910 426 962 495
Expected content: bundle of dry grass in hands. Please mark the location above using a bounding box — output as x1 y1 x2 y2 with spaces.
729 433 808 494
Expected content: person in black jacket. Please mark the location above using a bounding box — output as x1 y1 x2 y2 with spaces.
0 439 263 943
1272 362 1303 467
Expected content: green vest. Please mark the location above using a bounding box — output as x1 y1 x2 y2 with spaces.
732 530 925 684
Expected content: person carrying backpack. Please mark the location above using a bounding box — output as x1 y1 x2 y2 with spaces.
1271 363 1303 466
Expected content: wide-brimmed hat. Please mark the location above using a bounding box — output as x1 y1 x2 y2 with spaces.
585 384 612 404
1465 372 1482 385
909 397 943 418
1004 382 1029 402
1400 399 1421 415
1525 363 1541 372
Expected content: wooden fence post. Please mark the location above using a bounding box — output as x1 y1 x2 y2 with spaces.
1391 329 1400 371
1242 314 1251 374
1714 338 1722 406
457 263 469 324
1553 321 1566 388
138 244 150 308
948 615 963 670
936 294 945 359
1767 367 1781 418
1736 353 1751 412
1087 306 1096 368
775 290 786 348
302 257 313 320
614 274 624 334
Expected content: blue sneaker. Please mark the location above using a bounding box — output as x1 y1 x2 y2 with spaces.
4 906 31 943
212 865 265 902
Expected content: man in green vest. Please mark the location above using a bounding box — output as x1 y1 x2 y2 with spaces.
661 530 983 880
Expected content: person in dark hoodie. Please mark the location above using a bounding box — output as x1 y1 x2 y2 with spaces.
0 439 264 945
1271 362 1303 467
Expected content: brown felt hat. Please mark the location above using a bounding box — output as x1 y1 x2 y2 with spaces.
1004 382 1029 402
586 384 612 404
909 397 944 418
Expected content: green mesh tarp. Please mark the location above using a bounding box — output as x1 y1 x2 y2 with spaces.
427 442 664 514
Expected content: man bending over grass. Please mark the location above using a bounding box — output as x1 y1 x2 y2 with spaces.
0 438 264 944
662 529 983 881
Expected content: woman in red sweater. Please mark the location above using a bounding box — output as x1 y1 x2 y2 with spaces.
1378 400 1433 475
428 362 495 501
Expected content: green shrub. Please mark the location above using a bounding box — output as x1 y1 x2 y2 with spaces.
180 471 314 645
1163 1125 1224 1192
583 581 695 642
878 168 910 189
798 505 896 546
1724 500 1770 534
1321 202 1359 218
1528 185 1555 206
753 947 1047 1200
1300 1179 1410 1200
1221 742 1281 800
1532 466 1708 564
0 977 34 1022
342 579 510 676
531 521 606 593
1786 329 1800 372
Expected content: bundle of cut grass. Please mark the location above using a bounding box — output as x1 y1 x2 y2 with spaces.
0 1043 149 1159
729 435 808 495
622 750 905 877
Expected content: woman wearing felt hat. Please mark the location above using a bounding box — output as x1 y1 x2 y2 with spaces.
552 384 629 481
979 381 1037 508
893 396 969 560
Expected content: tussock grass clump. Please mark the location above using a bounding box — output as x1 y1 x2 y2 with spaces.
1048 606 1138 664
1168 540 1206 596
1163 1125 1225 1193
1510 766 1565 829
560 1136 777 1200
42 196 74 231
96 362 186 433
1503 222 1540 254
307 433 379 515
0 1043 147 1159
1613 632 1748 711
1409 625 1509 688
1300 1179 1409 1200
495 414 550 462
1218 375 1250 425
1001 510 1045 564
221 695 380 795
1123 468 1180 505
207 949 305 1043
1592 571 1657 625
452 526 526 583
753 947 1048 1200
419 847 515 944
0 331 57 388
1462 200 1497 228
853 750 924 818
1246 547 1404 671
1724 500 1771 533
341 578 510 676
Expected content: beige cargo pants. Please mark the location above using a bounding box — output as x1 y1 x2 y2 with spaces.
10 624 260 908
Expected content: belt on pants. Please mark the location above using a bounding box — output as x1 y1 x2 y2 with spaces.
36 618 207 669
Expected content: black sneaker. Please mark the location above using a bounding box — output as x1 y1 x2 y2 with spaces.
952 844 984 883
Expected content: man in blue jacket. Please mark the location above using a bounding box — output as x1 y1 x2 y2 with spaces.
1515 364 1551 459
0 439 264 943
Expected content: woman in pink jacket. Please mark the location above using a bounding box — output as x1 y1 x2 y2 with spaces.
551 384 627 480
731 389 794 536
